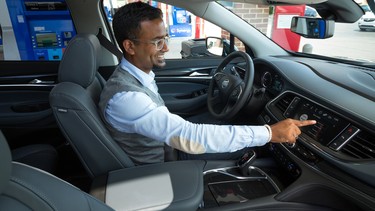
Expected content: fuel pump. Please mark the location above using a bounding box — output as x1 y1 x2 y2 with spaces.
4 0 76 60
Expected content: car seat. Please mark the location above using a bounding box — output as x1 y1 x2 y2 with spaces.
49 34 134 178
0 129 114 211
11 143 58 173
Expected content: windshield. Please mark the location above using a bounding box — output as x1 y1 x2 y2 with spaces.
216 2 375 65
100 1 374 66
296 6 374 64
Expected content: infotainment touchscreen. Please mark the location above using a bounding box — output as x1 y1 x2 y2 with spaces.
285 97 349 145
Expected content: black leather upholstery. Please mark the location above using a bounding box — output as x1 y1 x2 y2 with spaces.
58 34 101 89
0 131 11 196
12 144 58 173
49 34 134 178
0 130 114 211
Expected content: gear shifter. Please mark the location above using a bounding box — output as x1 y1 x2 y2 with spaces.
237 150 256 176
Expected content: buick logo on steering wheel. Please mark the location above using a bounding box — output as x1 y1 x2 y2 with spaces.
222 79 230 89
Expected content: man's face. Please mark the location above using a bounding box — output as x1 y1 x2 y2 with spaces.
129 18 169 73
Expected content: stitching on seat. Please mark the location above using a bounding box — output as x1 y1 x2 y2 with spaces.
52 91 128 163
10 173 58 210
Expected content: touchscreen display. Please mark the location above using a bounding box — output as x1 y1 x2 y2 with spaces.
290 98 349 145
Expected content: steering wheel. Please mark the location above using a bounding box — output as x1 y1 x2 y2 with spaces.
207 51 254 119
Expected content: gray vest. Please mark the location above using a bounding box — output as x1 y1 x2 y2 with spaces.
99 66 165 165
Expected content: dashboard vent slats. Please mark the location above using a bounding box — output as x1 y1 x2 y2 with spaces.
275 94 294 114
341 131 375 159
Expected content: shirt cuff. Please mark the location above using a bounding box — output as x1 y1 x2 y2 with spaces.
245 125 271 147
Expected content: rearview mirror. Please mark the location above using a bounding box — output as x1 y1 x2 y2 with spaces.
290 16 334 39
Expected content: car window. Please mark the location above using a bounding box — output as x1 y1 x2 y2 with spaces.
102 0 246 59
0 0 76 61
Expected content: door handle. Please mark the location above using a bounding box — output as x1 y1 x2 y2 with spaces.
29 79 55 84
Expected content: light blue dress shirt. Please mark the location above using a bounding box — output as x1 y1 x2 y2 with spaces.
105 58 271 154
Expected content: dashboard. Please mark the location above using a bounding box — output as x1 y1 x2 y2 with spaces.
249 56 375 209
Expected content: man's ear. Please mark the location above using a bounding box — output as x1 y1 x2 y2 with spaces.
123 40 135 55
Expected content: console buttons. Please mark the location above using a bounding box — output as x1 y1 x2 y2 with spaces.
329 125 360 151
270 144 301 178
287 162 301 177
299 113 308 121
295 144 317 162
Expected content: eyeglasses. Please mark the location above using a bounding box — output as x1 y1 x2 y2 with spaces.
131 36 170 50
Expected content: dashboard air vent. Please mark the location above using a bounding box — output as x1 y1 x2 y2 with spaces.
275 94 295 114
341 131 375 159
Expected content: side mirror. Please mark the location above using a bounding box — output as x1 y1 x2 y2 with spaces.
290 16 335 39
206 37 224 56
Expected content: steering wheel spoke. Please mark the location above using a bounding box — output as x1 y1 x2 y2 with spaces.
229 84 243 100
221 103 233 116
209 91 222 106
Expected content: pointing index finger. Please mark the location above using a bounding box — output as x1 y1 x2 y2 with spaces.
297 120 317 127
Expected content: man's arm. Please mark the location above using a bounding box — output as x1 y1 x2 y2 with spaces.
105 91 270 154
106 91 316 153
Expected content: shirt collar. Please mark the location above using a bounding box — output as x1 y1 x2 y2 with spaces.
120 57 155 87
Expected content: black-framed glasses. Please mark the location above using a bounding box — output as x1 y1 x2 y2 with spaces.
131 36 170 50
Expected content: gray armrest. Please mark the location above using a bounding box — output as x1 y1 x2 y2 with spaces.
103 160 205 211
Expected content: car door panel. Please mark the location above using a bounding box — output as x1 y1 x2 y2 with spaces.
158 81 208 114
154 58 222 116
0 89 54 127
0 61 60 147
0 62 59 143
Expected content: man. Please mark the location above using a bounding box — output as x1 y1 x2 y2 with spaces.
98 2 316 165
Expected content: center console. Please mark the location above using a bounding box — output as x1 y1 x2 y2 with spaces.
200 150 281 209
202 165 280 208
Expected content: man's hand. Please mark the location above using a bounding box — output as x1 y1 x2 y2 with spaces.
269 118 316 144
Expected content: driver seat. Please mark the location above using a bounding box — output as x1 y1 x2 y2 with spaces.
49 34 134 178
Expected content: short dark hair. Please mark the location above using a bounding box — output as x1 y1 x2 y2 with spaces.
112 2 163 54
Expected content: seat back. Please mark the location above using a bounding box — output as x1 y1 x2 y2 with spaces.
0 130 114 211
50 34 134 178
0 131 11 196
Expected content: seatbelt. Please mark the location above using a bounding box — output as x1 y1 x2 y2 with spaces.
96 29 123 61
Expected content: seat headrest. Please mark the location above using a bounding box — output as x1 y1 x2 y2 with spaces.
58 34 101 88
0 130 11 194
